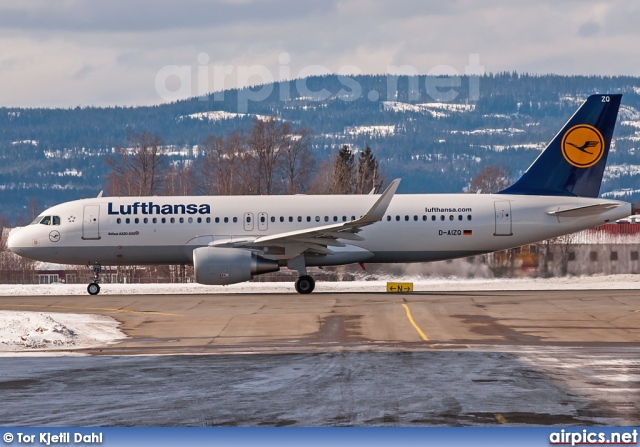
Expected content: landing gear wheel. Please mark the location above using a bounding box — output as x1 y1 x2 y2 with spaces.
295 275 315 294
87 282 100 296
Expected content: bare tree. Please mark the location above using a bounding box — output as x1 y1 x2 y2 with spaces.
105 131 166 196
198 132 253 195
280 126 315 194
163 161 194 196
468 165 512 193
247 117 291 195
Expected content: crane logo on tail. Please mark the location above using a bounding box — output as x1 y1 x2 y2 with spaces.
561 124 604 168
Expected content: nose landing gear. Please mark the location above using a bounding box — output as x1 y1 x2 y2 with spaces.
87 264 101 295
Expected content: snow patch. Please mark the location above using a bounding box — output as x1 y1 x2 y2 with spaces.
183 111 276 123
0 311 125 353
344 125 395 137
619 105 640 121
382 101 474 118
11 140 38 146
604 164 640 180
452 128 525 136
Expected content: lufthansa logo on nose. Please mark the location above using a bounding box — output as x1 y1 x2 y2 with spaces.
49 230 60 242
561 124 604 169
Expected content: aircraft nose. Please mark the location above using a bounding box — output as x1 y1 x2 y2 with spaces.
7 227 26 255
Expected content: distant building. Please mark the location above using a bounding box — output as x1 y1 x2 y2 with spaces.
490 221 640 277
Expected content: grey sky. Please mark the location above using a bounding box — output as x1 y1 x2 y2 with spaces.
1 0 639 107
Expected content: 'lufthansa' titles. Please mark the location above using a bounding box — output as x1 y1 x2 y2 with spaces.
108 202 211 215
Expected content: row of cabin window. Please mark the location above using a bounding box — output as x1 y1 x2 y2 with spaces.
114 215 359 225
387 214 473 222
115 213 473 225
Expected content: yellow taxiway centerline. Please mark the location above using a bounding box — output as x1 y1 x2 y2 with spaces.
402 303 429 341
3 303 182 317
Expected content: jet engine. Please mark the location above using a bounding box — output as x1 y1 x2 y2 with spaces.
193 247 279 285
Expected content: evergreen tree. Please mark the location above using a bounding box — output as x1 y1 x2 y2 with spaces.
330 145 356 194
355 146 383 194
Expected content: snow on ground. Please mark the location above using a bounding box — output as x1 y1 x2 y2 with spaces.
0 311 125 355
2 275 640 297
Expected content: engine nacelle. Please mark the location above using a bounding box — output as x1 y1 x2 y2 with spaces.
193 247 279 285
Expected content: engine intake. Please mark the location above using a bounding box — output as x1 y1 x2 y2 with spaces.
193 247 279 285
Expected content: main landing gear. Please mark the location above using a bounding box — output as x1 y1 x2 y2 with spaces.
87 264 101 296
295 275 315 294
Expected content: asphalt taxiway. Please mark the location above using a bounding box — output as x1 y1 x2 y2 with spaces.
0 290 639 425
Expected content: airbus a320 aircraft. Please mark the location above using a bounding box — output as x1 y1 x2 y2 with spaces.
8 94 632 294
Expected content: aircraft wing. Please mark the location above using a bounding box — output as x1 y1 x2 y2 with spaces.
212 179 400 256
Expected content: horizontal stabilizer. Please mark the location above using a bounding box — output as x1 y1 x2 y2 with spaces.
547 203 620 218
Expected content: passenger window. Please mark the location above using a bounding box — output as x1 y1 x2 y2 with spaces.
280 216 284 222
315 216 320 222
387 216 391 221
224 217 229 223
270 216 275 223
297 216 302 222
116 218 122 224
342 216 347 222
233 217 238 223
246 216 251 223
206 217 211 223
307 216 311 222
324 216 329 222
170 217 175 223
261 216 266 223
423 215 427 221
405 215 409 221
288 216 292 222
449 215 454 221
135 218 139 224
431 215 436 221
197 217 202 223
125 218 130 224
467 215 472 221
458 215 462 221
413 215 418 221
333 216 338 222
188 217 193 223
179 217 184 223
396 215 400 221
152 217 157 224
162 218 166 224
440 215 445 221
215 217 219 223
352 216 355 220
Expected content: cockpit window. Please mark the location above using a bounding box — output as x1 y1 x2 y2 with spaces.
37 216 61 226
31 216 43 225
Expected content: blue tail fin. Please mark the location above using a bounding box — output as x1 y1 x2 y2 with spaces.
499 94 621 198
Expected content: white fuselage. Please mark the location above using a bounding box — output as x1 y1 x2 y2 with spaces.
8 193 632 267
